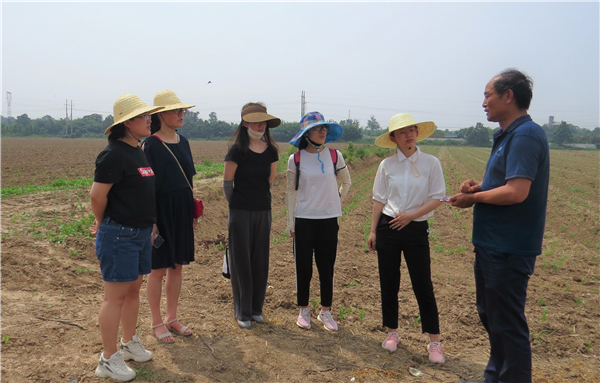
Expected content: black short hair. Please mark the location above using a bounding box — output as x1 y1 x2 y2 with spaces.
108 123 126 143
493 68 533 110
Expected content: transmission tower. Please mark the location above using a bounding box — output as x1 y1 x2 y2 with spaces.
6 92 12 117
301 91 306 118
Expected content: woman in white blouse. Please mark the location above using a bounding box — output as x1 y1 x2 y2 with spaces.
286 112 351 332
367 113 446 363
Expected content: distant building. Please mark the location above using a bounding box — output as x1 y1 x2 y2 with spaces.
444 134 459 139
549 116 555 125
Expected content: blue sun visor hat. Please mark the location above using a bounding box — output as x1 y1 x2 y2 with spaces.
289 111 343 147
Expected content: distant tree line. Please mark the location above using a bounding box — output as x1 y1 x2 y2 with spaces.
0 112 365 143
2 113 598 148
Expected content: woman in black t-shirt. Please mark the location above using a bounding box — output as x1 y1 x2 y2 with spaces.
143 90 197 343
90 94 163 382
223 102 280 329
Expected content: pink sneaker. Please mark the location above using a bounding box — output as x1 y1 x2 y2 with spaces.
427 342 445 363
382 332 400 352
296 307 311 329
317 310 338 331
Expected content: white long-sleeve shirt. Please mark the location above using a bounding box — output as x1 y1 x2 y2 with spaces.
372 146 445 221
285 148 351 233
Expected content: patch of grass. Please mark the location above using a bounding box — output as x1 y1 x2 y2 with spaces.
74 268 92 274
347 279 362 288
1 178 93 198
135 365 159 380
194 163 224 179
47 214 95 244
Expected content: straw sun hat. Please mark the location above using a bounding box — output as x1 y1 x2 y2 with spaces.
289 111 343 147
374 113 436 148
105 94 164 135
241 103 281 128
153 90 195 113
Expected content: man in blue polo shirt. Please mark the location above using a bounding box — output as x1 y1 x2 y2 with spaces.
451 68 549 383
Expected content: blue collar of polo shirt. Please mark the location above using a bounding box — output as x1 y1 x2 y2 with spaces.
493 114 532 140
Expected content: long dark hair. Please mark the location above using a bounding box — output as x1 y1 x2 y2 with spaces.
229 102 278 154
150 114 161 134
108 123 127 143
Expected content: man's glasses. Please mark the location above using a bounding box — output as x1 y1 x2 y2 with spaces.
312 125 329 132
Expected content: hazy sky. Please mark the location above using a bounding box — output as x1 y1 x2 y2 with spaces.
2 1 599 130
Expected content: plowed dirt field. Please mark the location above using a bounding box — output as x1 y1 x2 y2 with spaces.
1 138 598 383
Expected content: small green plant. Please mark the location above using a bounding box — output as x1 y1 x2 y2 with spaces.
537 299 547 306
355 307 366 322
531 329 550 343
347 279 362 287
74 268 91 274
61 295 66 302
202 157 213 166
574 297 584 307
412 316 421 328
2 335 9 344
541 306 547 322
310 297 321 311
339 307 353 320
69 249 80 256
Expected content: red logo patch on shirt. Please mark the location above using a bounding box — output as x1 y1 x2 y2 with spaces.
138 167 155 177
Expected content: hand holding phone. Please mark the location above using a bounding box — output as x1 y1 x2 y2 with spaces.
153 234 164 249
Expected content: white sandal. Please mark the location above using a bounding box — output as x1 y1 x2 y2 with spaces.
151 323 174 343
165 319 192 337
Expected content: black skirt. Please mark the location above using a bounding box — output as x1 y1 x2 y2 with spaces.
152 187 195 269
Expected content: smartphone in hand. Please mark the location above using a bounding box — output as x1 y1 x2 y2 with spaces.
153 234 164 249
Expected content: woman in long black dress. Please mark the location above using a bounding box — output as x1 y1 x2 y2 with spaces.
143 90 197 343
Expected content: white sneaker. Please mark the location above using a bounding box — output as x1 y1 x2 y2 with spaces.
120 335 153 362
95 351 136 382
318 310 338 331
296 307 311 329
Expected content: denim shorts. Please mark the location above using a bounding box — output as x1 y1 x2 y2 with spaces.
95 216 153 282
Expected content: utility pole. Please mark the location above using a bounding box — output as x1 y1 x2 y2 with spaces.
6 92 12 118
348 110 351 120
70 100 73 134
65 99 69 134
301 91 306 118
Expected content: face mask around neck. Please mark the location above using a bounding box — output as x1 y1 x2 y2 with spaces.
247 127 264 140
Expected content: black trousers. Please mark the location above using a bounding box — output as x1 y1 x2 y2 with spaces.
376 214 440 334
228 209 271 322
293 217 339 308
475 246 536 383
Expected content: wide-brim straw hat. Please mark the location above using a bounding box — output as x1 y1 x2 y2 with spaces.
374 113 436 148
241 104 281 128
153 90 195 113
289 111 343 147
105 94 164 135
